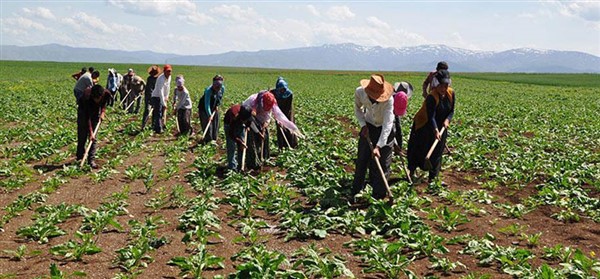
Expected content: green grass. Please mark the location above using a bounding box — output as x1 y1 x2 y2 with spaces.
1 61 599 278
456 72 600 88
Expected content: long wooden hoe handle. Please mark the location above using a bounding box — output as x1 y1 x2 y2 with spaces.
240 127 248 172
175 110 180 133
80 119 102 168
119 89 132 107
124 94 141 111
365 135 393 201
425 126 446 160
201 110 217 139
142 107 153 129
278 124 292 149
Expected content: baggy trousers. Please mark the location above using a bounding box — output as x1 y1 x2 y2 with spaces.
177 108 192 135
151 97 164 133
76 108 98 163
351 122 394 199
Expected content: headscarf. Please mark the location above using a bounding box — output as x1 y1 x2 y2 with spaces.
275 77 293 99
176 75 185 87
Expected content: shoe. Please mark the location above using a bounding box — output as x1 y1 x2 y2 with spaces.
89 161 99 169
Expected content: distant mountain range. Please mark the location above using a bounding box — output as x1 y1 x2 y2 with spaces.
2 43 599 73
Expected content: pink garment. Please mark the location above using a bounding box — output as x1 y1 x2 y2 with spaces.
393 91 408 116
242 91 299 133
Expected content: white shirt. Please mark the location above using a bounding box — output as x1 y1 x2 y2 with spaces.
354 87 394 148
151 73 171 106
173 87 192 110
74 72 93 92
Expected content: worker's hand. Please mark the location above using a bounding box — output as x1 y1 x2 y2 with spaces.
443 119 450 128
422 90 428 98
372 146 381 158
89 134 96 142
100 112 105 121
236 138 247 149
435 129 441 140
360 126 368 138
293 129 305 139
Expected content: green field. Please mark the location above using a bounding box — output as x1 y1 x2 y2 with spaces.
0 61 599 278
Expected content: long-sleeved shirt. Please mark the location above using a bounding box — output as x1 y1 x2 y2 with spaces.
107 73 118 92
74 72 93 92
173 87 192 110
242 91 299 134
78 88 111 134
151 73 171 106
354 86 394 148
202 85 225 116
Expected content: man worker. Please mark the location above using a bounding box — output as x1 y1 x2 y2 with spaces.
351 74 395 200
74 70 100 104
76 84 111 168
150 65 172 134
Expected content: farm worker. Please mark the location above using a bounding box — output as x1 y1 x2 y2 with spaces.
141 65 162 130
223 104 258 171
392 81 413 153
73 70 100 104
121 68 137 111
198 75 225 142
422 61 450 98
76 84 111 169
242 91 304 170
351 74 395 200
273 77 298 149
150 64 172 134
407 69 455 184
88 67 100 85
130 75 146 114
72 67 86 81
106 68 119 107
172 75 193 136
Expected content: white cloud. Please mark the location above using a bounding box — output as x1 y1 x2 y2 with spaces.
366 16 390 29
4 16 50 32
22 7 55 20
73 12 113 34
327 6 355 21
307 5 320 16
209 5 258 22
106 0 176 16
106 0 212 25
185 13 214 25
555 1 600 21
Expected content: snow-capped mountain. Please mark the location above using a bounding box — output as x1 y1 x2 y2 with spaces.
2 43 598 73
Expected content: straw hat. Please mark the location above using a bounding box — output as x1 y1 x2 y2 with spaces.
146 65 162 77
360 74 394 102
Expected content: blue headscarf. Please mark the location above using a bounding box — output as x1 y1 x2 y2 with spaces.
275 77 293 99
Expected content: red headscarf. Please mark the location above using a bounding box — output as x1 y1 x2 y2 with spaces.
261 92 275 111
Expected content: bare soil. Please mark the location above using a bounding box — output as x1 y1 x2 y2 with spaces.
1 131 598 279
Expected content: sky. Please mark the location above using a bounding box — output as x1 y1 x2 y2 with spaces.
1 0 599 57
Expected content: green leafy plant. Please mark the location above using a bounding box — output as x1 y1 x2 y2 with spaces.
291 243 354 278
50 231 102 261
497 223 527 236
426 206 470 232
519 232 542 248
168 244 224 278
47 263 86 279
429 256 466 274
2 244 41 261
